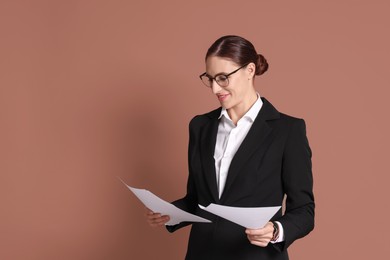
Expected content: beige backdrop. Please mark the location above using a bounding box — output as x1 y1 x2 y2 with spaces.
1 0 389 259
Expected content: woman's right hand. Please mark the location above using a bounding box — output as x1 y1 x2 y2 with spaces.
145 208 170 227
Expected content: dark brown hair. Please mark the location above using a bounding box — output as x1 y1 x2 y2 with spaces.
205 35 268 76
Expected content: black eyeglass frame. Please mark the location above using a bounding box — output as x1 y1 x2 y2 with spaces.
199 63 249 88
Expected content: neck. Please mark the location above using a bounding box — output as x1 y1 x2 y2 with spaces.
227 90 258 125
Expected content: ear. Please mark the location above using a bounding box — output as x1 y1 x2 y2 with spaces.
246 62 256 78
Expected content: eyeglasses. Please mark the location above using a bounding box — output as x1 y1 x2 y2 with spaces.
199 63 249 88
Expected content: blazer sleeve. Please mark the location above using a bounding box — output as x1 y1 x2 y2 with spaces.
276 118 315 251
166 116 199 233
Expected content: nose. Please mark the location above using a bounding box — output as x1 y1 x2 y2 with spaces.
211 80 222 94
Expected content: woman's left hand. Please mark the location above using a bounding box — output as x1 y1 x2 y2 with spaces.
245 222 274 247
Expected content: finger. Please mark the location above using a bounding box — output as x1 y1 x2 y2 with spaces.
145 211 159 218
148 219 165 227
150 219 168 227
150 222 164 227
247 235 271 246
154 215 170 224
147 212 165 221
245 228 266 236
247 235 267 241
249 239 269 247
147 215 170 227
145 207 154 215
147 216 164 224
150 213 162 218
150 221 165 227
147 214 161 224
248 234 273 241
247 233 272 242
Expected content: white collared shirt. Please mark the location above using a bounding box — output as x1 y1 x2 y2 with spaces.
214 94 263 198
213 93 284 243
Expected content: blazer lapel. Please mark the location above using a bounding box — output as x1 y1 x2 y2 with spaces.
200 109 221 203
220 97 280 201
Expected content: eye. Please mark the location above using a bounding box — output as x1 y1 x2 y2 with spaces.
216 75 228 82
206 77 213 83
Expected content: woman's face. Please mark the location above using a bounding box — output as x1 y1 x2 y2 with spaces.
205 56 255 110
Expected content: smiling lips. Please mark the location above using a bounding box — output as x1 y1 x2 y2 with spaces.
217 94 230 102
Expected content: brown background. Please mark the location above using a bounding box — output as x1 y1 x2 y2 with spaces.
1 0 389 259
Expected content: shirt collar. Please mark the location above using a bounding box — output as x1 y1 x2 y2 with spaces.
218 92 263 123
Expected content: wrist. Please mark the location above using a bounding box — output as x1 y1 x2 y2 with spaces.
271 221 280 242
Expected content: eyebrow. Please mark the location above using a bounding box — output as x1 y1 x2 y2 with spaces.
205 72 228 78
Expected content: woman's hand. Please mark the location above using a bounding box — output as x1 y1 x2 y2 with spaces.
245 222 274 247
145 208 170 227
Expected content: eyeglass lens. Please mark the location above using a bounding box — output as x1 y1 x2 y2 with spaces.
201 75 229 88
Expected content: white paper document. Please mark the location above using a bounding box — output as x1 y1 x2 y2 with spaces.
120 179 212 226
199 203 280 229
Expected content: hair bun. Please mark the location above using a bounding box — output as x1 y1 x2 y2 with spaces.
256 54 269 75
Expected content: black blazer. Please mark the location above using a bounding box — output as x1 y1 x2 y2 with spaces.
167 97 315 260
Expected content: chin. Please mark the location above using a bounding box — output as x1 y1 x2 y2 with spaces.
221 100 235 109
221 104 232 110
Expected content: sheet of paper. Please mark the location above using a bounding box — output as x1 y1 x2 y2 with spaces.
199 203 280 229
119 178 212 226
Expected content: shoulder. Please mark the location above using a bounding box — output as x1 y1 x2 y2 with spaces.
274 114 310 154
259 97 307 129
276 112 308 138
262 96 308 138
189 107 221 129
279 112 306 125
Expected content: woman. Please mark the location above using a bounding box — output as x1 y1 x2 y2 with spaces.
146 35 315 260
